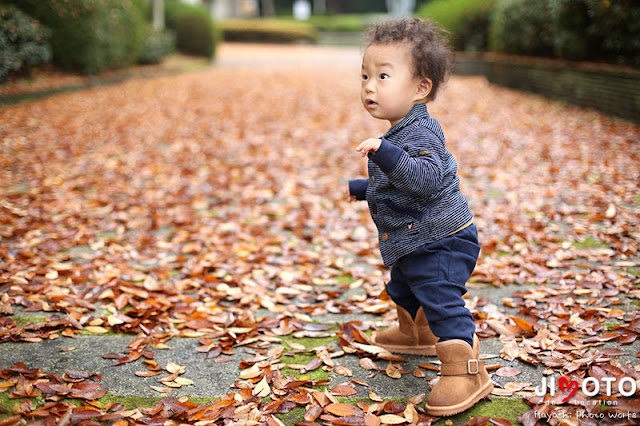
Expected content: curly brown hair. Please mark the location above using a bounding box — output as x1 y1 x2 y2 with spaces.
363 18 453 101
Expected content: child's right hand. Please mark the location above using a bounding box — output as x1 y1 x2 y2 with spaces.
345 189 357 203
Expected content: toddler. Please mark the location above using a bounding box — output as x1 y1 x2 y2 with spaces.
347 18 493 416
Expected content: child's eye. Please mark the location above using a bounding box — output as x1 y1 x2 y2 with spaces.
362 74 369 81
379 73 389 79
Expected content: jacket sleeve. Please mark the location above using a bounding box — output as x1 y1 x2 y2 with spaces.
348 178 369 201
367 127 444 197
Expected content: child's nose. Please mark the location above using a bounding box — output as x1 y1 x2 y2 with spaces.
364 80 375 93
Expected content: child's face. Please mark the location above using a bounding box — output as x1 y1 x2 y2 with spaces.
361 43 430 127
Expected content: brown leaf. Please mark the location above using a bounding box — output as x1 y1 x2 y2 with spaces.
334 365 353 377
325 403 359 417
331 385 357 396
304 405 323 422
407 393 426 406
364 414 381 426
495 367 522 377
302 357 323 373
359 358 379 371
385 362 402 379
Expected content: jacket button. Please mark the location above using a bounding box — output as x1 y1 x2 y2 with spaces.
381 232 389 242
369 176 375 185
371 204 377 214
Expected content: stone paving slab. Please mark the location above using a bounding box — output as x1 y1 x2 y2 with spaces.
0 332 546 400
2 281 638 424
0 282 546 402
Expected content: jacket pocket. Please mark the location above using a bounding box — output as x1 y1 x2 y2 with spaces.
380 199 424 222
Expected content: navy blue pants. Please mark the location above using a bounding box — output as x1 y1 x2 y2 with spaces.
386 224 480 347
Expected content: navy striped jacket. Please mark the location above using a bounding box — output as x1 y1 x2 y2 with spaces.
349 103 473 266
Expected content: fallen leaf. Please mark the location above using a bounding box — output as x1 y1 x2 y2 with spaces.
325 403 359 417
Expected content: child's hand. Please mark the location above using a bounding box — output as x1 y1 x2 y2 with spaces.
345 189 357 203
356 138 382 157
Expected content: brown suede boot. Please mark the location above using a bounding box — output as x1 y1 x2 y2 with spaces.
372 306 437 356
426 336 493 416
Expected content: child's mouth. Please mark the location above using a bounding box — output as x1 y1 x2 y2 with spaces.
367 100 377 107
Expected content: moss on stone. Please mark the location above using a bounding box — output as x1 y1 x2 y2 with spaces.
433 397 530 425
573 235 609 249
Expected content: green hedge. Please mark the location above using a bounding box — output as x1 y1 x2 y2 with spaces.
417 0 496 52
490 0 640 65
0 5 52 81
307 14 367 33
489 0 553 57
165 1 220 59
11 0 146 75
220 19 318 44
139 29 176 64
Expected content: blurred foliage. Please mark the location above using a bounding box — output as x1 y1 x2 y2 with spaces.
165 0 221 59
417 0 496 52
489 0 554 57
271 0 434 15
139 28 176 64
220 19 318 43
8 0 146 75
490 0 640 65
0 5 52 81
307 14 367 32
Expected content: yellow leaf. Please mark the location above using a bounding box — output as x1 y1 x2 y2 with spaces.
174 377 194 386
84 326 109 334
253 376 271 398
369 390 383 402
286 341 307 350
379 414 407 424
107 315 124 326
239 364 263 379
166 361 185 374
404 404 419 424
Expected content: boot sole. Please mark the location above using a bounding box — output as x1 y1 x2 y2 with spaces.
372 337 437 356
425 380 494 416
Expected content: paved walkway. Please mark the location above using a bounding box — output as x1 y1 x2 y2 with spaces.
2 44 639 425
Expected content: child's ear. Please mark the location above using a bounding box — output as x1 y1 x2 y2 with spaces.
415 78 433 101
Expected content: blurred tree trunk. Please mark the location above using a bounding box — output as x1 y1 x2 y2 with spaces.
152 0 164 30
262 0 276 16
386 0 415 17
314 0 326 14
326 0 344 14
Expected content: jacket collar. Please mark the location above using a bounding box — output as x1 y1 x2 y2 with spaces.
384 103 430 139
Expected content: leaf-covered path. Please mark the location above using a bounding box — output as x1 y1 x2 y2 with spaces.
1 44 639 425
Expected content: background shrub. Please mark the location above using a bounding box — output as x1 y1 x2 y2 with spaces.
165 0 220 59
0 5 52 81
549 0 591 60
220 19 318 44
584 0 640 66
489 0 553 57
139 29 176 64
490 0 639 65
307 14 367 33
10 0 146 75
417 0 496 52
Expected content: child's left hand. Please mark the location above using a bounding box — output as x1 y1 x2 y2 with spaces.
356 138 382 157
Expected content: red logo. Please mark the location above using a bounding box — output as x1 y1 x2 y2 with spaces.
558 376 579 402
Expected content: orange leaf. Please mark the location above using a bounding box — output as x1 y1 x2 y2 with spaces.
325 403 359 417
